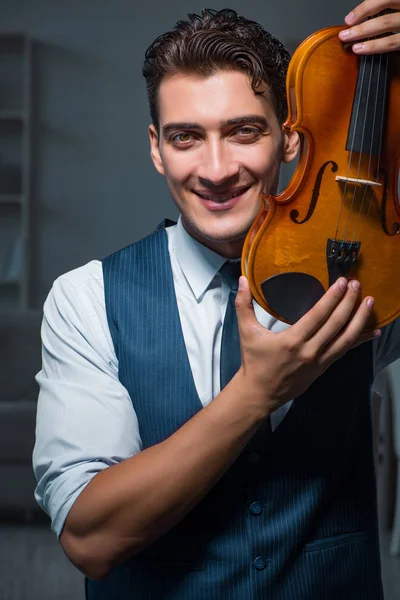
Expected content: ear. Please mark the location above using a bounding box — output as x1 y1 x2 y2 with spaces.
149 124 165 175
282 130 300 164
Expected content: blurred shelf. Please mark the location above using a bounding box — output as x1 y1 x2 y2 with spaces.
0 279 21 286
0 195 23 205
0 32 27 41
0 110 26 121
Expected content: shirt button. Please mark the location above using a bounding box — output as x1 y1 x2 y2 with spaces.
253 556 267 570
249 502 263 515
248 452 260 464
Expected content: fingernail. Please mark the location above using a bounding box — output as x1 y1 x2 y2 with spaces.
238 276 244 290
338 278 347 291
339 29 351 39
367 298 374 309
373 329 381 337
345 11 355 24
352 43 364 52
351 280 360 291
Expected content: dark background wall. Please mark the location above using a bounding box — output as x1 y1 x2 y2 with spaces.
1 0 354 307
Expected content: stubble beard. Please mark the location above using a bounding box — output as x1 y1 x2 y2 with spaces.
181 211 257 255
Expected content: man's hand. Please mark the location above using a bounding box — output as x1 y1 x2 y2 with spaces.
338 0 400 54
235 277 380 413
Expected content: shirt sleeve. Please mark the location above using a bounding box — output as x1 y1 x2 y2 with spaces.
33 264 142 539
373 316 400 376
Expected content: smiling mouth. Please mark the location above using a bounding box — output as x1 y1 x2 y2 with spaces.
194 186 251 202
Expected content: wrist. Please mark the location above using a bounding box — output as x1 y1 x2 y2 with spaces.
229 367 273 421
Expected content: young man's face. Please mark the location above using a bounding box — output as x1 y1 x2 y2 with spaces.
149 69 299 258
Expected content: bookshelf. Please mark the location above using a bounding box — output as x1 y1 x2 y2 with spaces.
0 33 32 310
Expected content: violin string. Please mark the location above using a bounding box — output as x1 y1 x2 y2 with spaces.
340 50 375 245
350 52 381 244
366 6 390 201
334 53 368 244
364 54 388 222
342 9 390 246
341 56 372 248
351 10 390 241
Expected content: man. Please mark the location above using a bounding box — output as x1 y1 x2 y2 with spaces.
33 3 400 598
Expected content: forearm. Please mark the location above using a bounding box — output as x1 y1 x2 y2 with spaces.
60 370 269 579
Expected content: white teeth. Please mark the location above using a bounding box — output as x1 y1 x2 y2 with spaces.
198 188 246 202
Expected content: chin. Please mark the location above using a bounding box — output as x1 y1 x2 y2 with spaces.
188 218 252 246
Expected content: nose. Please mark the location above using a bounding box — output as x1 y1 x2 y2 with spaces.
197 139 240 187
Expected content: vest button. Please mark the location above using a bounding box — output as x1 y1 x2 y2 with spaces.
249 501 263 515
253 556 267 570
248 452 260 464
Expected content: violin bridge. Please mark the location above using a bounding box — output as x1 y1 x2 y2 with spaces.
335 176 382 188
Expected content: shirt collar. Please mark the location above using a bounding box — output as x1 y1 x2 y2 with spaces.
174 216 227 301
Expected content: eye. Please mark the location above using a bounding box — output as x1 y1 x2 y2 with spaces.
235 127 260 137
171 132 194 144
230 126 265 143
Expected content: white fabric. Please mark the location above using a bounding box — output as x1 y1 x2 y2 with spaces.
33 216 400 538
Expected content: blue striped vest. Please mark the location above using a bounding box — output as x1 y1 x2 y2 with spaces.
87 221 384 599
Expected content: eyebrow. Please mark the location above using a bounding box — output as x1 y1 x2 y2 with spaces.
162 115 269 136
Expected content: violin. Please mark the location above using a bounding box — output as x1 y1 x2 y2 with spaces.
242 13 400 332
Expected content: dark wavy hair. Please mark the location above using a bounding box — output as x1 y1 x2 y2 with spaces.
142 8 290 131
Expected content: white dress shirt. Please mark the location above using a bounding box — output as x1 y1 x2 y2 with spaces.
33 217 400 538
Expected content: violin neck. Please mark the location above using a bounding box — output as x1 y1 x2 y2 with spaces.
345 11 392 157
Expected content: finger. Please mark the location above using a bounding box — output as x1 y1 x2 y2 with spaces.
235 276 268 341
319 295 375 364
349 328 381 350
339 11 400 40
308 279 365 350
291 277 348 342
351 32 400 53
344 1 397 26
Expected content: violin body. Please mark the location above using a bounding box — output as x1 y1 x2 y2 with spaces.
243 26 400 331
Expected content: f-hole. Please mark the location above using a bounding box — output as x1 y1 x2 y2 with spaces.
290 161 338 224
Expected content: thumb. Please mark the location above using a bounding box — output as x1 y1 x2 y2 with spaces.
235 276 257 327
